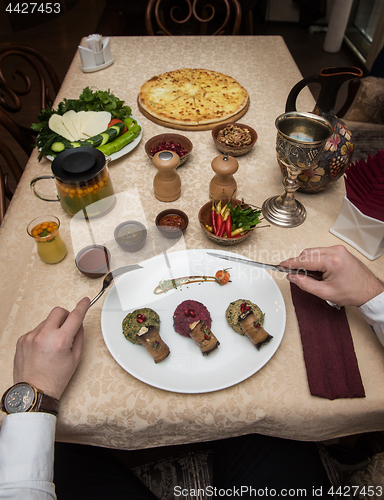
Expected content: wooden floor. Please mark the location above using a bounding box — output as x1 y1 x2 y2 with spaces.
0 0 363 196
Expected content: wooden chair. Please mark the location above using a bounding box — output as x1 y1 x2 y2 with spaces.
0 138 24 224
0 166 6 225
0 43 61 158
145 0 242 36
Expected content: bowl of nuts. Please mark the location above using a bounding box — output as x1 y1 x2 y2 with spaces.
212 123 257 157
145 133 193 166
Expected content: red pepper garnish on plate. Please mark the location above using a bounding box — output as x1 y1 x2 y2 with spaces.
240 302 252 313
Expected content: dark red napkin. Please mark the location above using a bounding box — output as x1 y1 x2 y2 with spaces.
290 283 365 400
344 151 384 221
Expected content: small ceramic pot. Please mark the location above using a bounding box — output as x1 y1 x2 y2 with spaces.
114 221 147 252
155 209 188 239
75 244 111 278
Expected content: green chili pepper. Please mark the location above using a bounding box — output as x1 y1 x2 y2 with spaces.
97 124 141 156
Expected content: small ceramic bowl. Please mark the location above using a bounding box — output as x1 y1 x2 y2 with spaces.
114 221 147 252
155 209 189 239
199 199 255 246
75 244 111 278
145 133 193 166
212 123 257 157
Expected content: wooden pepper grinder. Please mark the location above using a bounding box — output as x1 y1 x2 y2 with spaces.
209 153 238 200
152 151 181 202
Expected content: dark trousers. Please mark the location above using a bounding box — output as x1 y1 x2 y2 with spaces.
212 434 333 499
54 434 332 499
54 442 157 499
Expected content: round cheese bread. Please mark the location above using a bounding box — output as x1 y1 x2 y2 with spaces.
138 68 249 126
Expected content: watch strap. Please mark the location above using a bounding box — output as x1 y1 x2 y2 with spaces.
33 390 60 416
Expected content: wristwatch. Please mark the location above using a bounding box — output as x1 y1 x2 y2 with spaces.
1 382 60 416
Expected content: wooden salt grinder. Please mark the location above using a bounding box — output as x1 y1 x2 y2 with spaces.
152 151 181 202
209 153 238 200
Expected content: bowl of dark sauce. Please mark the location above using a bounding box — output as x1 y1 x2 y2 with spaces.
75 245 111 278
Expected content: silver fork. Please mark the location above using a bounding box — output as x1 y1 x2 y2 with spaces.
89 264 143 307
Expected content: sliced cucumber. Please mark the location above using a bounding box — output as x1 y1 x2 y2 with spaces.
49 120 127 154
100 133 110 146
51 142 66 153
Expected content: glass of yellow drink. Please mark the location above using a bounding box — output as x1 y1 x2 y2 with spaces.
27 216 67 264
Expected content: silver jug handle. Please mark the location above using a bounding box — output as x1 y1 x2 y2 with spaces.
30 175 59 202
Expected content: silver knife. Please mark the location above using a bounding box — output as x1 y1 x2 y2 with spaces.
207 252 323 280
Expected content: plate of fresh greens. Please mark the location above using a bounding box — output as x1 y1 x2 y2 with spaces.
32 87 142 162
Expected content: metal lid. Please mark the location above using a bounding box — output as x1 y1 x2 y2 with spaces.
158 151 174 161
51 147 106 182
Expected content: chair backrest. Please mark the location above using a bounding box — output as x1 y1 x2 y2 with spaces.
0 137 24 225
0 43 61 158
0 166 6 225
145 0 242 36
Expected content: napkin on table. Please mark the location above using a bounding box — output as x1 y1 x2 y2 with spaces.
344 150 384 222
290 282 365 400
86 34 103 53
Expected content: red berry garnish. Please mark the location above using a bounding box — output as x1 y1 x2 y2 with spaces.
136 313 147 323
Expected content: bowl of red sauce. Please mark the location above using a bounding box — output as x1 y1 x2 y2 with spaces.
145 133 193 166
155 209 188 239
75 244 111 278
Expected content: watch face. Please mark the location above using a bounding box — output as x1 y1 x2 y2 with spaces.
4 383 36 413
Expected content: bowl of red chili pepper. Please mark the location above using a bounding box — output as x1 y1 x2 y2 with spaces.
156 209 189 239
145 133 193 166
198 198 262 246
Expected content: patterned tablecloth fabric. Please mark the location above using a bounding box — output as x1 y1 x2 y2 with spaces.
1 36 384 450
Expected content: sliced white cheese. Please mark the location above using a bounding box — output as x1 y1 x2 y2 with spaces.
68 110 83 139
49 110 112 142
81 111 111 138
76 111 88 140
49 113 75 141
62 110 81 142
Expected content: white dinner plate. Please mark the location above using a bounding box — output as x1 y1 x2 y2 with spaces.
101 249 286 394
45 115 142 162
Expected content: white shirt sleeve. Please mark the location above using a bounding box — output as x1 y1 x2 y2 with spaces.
0 413 56 499
358 291 384 347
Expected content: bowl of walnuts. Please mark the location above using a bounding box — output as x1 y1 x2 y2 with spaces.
212 123 257 157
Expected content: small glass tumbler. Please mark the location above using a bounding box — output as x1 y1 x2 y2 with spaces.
27 216 67 264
